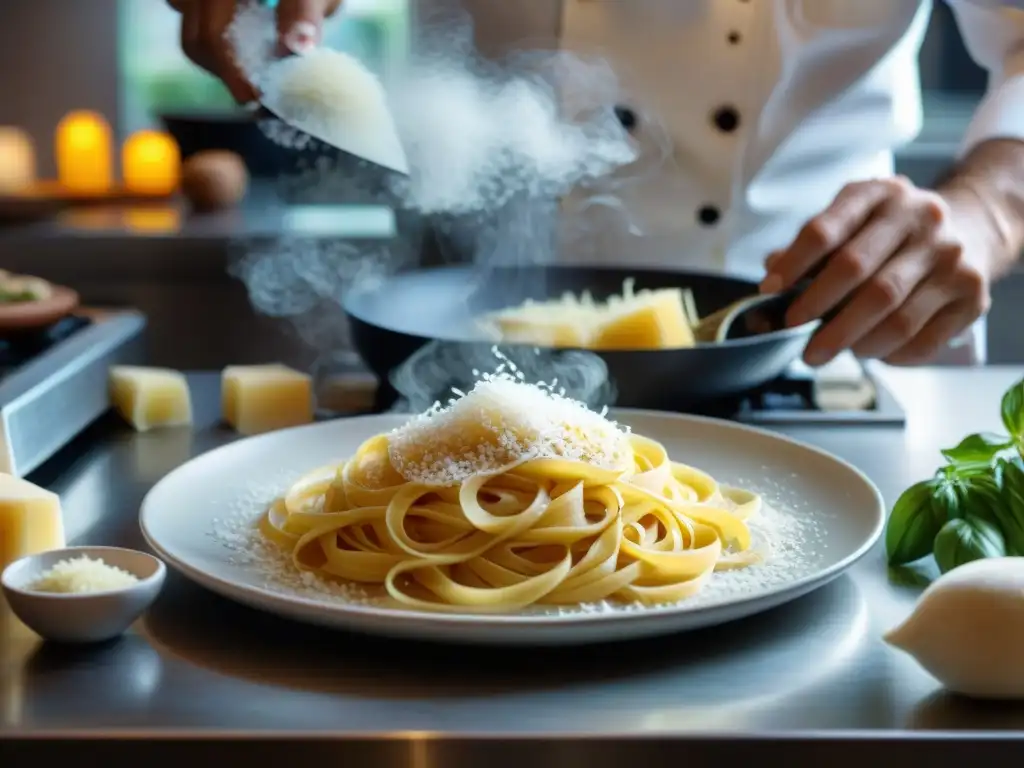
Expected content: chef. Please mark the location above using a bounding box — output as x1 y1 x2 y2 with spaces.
171 0 1024 367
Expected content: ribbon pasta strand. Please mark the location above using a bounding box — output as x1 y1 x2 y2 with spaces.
261 431 764 613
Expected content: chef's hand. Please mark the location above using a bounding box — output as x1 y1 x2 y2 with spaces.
168 0 343 103
760 176 994 367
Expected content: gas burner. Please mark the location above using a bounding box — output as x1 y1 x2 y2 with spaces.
696 365 905 426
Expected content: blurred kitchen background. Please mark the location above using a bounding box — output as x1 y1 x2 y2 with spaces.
0 0 1020 369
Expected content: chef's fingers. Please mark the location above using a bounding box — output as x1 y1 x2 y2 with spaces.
785 198 916 329
800 241 933 366
173 0 249 102
882 299 981 366
761 179 894 294
276 0 344 55
180 5 211 73
179 1 220 80
850 277 956 361
201 0 260 104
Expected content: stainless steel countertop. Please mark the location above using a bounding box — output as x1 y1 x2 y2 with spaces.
4 368 1024 762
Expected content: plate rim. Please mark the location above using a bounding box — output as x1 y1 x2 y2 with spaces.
139 408 885 629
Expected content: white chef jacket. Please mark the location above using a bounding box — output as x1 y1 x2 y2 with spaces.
440 0 1024 363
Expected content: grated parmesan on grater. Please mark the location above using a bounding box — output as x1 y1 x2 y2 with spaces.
387 370 633 486
257 47 409 175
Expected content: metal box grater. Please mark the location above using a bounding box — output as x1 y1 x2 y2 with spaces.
0 310 146 477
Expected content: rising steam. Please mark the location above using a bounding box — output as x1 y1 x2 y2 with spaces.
223 1 665 406
227 1 637 215
390 342 616 415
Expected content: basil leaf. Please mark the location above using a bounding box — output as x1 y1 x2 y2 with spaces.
994 455 1024 556
888 564 933 589
933 516 1006 574
944 470 997 516
1001 378 1024 442
886 479 944 566
940 432 1014 468
931 470 968 521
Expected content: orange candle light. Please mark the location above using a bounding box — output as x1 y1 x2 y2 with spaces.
122 130 181 196
56 111 114 195
123 207 181 234
0 127 36 193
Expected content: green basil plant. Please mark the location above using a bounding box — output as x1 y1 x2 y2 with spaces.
885 377 1024 574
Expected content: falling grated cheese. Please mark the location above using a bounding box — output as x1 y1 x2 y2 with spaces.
387 363 632 486
29 555 139 594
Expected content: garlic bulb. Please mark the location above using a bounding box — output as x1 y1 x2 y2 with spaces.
884 557 1024 699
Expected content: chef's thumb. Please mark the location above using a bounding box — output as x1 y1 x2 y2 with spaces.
276 0 344 55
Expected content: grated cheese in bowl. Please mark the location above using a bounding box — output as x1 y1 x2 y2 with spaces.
29 555 140 595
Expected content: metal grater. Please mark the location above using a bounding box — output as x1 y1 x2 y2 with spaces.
0 310 145 477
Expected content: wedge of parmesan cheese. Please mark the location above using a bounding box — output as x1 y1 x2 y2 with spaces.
0 473 65 570
259 48 408 174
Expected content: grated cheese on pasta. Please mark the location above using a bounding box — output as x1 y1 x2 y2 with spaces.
388 372 632 486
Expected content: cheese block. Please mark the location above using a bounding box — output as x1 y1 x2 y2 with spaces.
484 281 697 351
591 288 696 350
109 366 193 432
486 292 597 349
0 473 65 570
489 315 590 348
222 364 313 435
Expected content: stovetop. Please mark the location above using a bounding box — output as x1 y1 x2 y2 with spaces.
0 315 93 373
315 352 906 427
701 361 905 426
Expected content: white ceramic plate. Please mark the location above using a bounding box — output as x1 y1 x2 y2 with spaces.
140 411 884 645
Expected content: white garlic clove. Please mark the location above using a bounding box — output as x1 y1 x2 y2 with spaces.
884 556 1024 699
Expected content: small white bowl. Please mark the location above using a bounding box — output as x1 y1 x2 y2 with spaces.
1 546 166 643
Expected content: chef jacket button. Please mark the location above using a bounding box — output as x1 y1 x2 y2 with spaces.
614 105 638 132
712 105 741 133
697 205 721 226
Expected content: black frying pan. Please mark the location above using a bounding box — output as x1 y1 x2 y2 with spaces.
344 265 817 411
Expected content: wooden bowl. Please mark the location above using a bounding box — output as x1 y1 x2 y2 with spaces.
0 285 79 333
